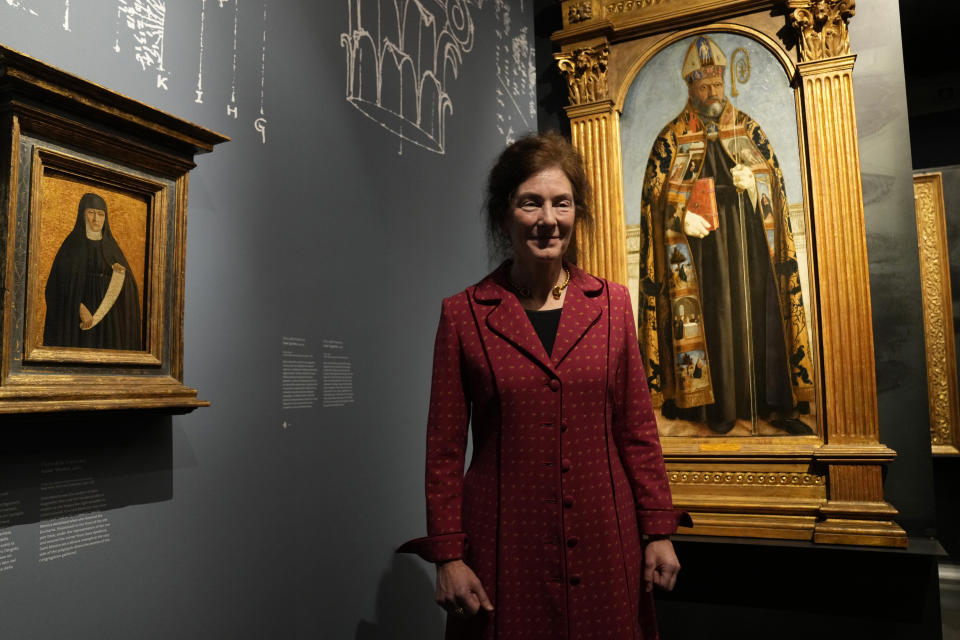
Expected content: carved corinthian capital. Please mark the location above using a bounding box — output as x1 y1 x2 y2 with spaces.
790 0 856 62
556 44 610 106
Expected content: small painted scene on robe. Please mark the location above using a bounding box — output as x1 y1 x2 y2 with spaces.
622 32 816 437
36 180 146 351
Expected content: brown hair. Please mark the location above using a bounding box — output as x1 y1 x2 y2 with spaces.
485 131 593 258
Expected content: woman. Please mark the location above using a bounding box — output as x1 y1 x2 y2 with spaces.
43 192 141 350
399 133 690 639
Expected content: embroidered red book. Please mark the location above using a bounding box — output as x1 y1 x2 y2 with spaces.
686 177 718 230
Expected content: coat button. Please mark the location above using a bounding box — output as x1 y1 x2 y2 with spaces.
563 495 574 508
561 422 568 433
566 536 579 548
561 458 572 472
548 379 560 391
569 575 581 586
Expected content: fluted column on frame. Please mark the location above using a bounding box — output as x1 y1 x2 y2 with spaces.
790 0 906 546
556 44 628 285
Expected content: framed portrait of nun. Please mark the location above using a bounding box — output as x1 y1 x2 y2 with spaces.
43 193 143 352
23 149 167 367
0 44 227 414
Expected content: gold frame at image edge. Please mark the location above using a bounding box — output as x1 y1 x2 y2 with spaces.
554 0 905 547
913 172 960 456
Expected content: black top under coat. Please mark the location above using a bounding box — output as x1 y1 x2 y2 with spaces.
525 307 563 357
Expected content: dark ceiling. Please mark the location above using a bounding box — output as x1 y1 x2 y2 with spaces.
899 0 960 167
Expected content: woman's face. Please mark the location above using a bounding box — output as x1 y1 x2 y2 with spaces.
504 166 575 265
84 207 106 233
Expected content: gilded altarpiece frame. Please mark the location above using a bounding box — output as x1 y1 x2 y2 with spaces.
554 0 906 546
913 173 960 456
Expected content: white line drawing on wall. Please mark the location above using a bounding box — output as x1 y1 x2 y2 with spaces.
1 1 74 29
494 0 535 145
193 0 268 144
341 0 485 155
2 0 271 145
114 0 169 90
3 0 38 16
195 0 207 103
227 0 240 119
254 3 268 144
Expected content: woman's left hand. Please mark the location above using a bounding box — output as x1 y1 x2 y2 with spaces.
643 538 680 592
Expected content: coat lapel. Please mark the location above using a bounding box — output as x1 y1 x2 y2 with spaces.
472 263 605 375
551 265 604 368
474 264 556 375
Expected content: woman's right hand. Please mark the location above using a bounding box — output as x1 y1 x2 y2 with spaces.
435 559 494 617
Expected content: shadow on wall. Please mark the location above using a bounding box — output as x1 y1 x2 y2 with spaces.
0 411 173 531
356 554 445 640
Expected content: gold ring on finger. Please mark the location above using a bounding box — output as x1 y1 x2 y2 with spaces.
453 606 465 616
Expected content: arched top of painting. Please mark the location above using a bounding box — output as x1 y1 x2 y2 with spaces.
615 23 795 113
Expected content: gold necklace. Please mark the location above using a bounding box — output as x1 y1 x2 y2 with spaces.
552 266 571 300
509 265 571 300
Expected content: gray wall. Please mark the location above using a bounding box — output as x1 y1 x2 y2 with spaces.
852 0 936 535
0 1 536 638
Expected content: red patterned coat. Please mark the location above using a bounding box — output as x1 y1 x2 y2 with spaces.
399 262 690 640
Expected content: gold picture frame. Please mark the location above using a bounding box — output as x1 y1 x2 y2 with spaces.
0 45 228 413
552 0 906 546
23 148 168 367
913 172 960 456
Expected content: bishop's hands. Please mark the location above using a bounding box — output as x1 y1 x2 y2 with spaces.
683 211 712 239
683 164 759 239
643 537 681 592
435 559 494 618
731 163 758 206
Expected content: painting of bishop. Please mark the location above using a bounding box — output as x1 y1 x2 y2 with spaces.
624 33 817 437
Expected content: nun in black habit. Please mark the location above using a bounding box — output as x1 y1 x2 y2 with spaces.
43 193 142 350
